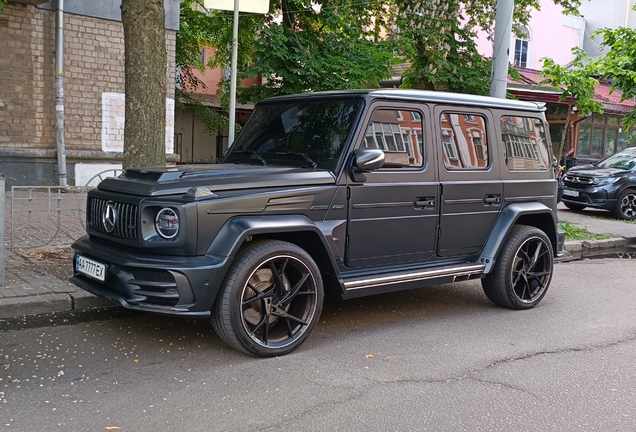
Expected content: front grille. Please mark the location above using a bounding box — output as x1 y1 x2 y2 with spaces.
564 175 594 187
88 197 138 239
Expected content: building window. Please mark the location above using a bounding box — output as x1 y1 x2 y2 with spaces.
576 115 635 158
513 26 530 68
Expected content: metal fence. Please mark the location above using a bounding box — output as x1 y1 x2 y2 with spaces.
5 169 122 250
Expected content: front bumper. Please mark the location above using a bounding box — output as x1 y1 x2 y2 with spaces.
561 185 617 211
70 236 232 318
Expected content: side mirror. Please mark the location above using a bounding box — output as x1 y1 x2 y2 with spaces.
350 148 385 182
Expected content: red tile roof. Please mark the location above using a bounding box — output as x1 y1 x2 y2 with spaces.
510 67 635 113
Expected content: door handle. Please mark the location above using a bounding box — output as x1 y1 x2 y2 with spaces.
483 194 501 206
415 197 436 209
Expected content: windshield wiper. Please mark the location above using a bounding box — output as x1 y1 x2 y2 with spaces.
229 150 267 166
276 152 318 169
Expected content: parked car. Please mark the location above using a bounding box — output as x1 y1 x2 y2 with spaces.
562 147 636 220
71 89 564 357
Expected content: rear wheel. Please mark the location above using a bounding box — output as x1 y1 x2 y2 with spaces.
614 190 636 220
564 202 586 211
212 240 323 357
482 225 554 310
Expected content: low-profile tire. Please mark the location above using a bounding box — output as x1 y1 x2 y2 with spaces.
212 240 324 357
614 190 636 221
563 202 586 211
482 225 554 310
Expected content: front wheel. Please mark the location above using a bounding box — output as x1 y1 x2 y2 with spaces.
614 190 636 220
212 240 324 357
482 225 554 310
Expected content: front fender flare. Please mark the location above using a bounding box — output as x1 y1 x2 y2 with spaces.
206 214 337 260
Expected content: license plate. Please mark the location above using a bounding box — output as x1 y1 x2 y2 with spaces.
563 189 579 198
75 255 106 282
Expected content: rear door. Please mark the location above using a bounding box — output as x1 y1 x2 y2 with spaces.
433 107 503 257
345 102 439 267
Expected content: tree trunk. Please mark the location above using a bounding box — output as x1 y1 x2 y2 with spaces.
558 103 572 164
121 0 167 169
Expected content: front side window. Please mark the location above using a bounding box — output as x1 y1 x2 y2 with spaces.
224 99 363 172
441 113 489 169
362 109 424 168
501 115 550 171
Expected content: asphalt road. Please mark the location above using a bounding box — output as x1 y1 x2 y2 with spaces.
1 257 636 431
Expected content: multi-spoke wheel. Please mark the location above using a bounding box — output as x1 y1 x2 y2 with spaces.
212 240 323 357
614 190 636 221
482 225 554 310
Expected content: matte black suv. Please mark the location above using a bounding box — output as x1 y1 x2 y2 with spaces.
71 89 565 357
562 147 636 220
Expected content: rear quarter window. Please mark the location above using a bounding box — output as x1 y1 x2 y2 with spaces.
501 115 551 171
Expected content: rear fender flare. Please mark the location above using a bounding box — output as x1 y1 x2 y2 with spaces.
479 202 558 274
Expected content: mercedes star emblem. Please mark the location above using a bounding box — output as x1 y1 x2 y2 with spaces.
102 202 117 233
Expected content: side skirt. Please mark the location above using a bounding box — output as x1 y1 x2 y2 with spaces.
341 263 485 299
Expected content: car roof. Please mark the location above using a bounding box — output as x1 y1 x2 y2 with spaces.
262 89 546 113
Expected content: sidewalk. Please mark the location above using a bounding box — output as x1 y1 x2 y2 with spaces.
0 196 634 322
0 190 114 320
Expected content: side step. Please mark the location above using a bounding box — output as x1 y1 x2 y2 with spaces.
343 263 485 292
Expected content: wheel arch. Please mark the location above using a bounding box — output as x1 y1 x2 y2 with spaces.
206 215 345 298
480 202 559 274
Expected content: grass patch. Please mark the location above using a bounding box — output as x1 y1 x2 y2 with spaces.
558 222 611 241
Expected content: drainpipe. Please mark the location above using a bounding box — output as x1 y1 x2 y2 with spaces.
55 0 68 187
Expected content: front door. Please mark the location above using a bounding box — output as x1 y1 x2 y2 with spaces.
434 107 503 257
345 104 439 268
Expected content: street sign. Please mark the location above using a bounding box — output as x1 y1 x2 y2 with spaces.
203 0 269 14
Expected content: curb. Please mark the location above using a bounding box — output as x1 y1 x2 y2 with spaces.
563 237 628 254
0 290 117 320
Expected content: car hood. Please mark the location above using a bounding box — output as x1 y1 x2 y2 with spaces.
566 165 630 177
96 164 337 197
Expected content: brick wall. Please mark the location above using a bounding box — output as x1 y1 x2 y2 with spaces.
0 4 55 149
0 3 177 186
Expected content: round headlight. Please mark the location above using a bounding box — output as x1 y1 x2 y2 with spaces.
155 208 179 239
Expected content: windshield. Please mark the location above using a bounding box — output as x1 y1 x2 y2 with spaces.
223 98 363 172
596 151 636 171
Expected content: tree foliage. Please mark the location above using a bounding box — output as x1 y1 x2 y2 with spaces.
538 48 604 159
176 0 261 132
239 1 396 102
391 0 582 95
180 0 586 106
593 21 636 127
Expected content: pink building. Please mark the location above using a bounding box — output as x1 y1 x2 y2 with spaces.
474 0 585 70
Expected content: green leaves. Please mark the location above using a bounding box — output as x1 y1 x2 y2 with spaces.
593 25 636 128
539 48 603 117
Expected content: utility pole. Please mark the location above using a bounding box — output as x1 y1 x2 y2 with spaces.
490 0 514 99
55 0 68 186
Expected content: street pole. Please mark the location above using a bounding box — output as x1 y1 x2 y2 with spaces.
228 0 240 146
489 0 514 99
0 173 5 286
55 0 68 187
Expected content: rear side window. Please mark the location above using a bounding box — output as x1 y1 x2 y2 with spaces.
362 109 424 168
500 115 551 171
440 113 489 170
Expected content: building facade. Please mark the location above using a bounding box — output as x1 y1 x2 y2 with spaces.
0 0 179 187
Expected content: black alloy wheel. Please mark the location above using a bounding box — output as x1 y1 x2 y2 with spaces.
615 190 636 220
482 225 554 310
212 240 323 357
